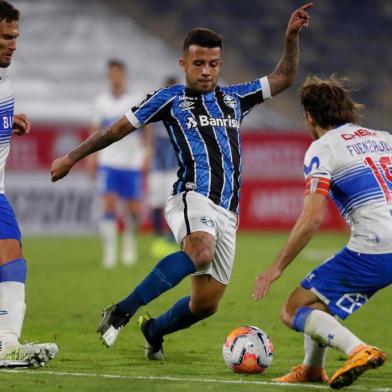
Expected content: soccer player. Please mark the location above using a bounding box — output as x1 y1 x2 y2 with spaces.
87 60 151 268
51 3 312 360
253 76 389 389
0 0 58 368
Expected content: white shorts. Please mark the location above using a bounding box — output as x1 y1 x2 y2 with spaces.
164 191 238 285
148 170 177 208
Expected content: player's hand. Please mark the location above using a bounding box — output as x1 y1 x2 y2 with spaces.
252 266 282 301
51 155 74 182
286 2 313 37
12 113 31 136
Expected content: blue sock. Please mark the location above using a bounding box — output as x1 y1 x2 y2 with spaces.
0 258 27 283
292 306 314 332
147 296 204 340
116 251 195 316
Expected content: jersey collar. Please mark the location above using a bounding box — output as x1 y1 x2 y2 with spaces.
184 86 219 99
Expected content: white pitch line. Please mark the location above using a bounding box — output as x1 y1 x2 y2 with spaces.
1 369 391 391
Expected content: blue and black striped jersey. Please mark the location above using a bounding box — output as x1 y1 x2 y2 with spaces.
126 77 271 213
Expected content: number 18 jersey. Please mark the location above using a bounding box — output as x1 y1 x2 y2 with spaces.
304 123 392 254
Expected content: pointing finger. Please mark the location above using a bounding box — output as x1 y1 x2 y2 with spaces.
300 2 313 11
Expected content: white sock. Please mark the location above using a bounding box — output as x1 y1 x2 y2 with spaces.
303 333 328 368
122 215 137 265
99 218 117 268
304 309 364 355
0 281 26 348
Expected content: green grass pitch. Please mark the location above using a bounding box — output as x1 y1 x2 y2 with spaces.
1 232 391 391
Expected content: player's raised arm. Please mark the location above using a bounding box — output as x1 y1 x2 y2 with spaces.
51 115 135 182
252 192 326 301
267 2 313 97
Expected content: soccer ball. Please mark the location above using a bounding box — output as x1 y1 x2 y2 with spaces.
222 326 274 374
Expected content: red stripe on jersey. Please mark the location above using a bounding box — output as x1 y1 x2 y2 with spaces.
304 176 330 197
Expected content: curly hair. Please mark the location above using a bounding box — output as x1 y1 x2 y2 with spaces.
299 75 364 128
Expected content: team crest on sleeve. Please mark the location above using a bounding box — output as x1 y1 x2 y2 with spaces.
304 156 320 175
223 94 237 109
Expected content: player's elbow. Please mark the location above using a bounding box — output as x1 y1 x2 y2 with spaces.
268 73 295 96
300 210 324 232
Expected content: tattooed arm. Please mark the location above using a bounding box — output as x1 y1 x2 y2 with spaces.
51 116 134 182
268 3 312 97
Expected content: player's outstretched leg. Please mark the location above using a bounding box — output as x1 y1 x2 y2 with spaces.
97 251 196 347
273 334 329 383
0 258 58 368
0 340 58 368
329 345 387 389
292 308 386 389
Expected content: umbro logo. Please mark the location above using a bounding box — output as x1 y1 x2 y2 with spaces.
179 101 195 111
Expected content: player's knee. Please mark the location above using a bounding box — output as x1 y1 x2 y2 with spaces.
183 232 215 269
280 303 296 329
184 242 214 268
191 248 214 269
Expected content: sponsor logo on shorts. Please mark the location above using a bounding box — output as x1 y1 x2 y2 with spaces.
200 216 215 228
336 293 368 314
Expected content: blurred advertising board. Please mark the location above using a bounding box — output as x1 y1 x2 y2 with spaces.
240 132 346 230
5 125 346 234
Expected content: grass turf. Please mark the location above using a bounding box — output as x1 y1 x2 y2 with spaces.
1 232 391 391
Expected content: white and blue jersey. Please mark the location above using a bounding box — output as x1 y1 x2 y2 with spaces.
125 77 271 214
302 123 392 319
0 68 14 195
304 123 392 254
0 68 20 241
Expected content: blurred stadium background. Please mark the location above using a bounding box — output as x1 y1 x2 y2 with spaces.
3 2 392 389
6 0 392 236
